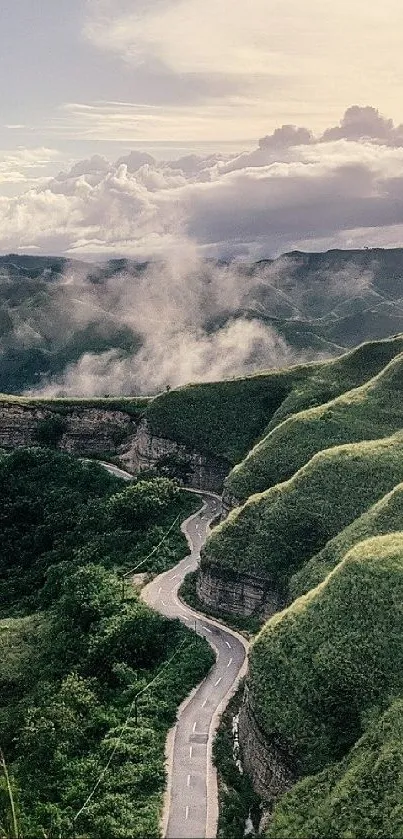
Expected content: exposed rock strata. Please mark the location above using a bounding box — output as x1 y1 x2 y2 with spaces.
121 419 229 493
0 402 137 455
221 487 240 519
197 564 282 618
239 695 294 801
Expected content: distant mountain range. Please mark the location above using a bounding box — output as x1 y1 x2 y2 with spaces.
1 248 403 393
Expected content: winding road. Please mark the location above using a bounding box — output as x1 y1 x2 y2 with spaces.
100 463 249 839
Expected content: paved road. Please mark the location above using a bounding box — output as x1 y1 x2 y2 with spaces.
99 463 249 839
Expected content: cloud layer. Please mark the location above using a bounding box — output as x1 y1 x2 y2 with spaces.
2 106 403 258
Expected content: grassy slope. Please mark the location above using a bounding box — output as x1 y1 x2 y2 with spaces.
144 366 317 465
266 697 403 839
227 348 403 502
202 433 403 594
248 533 403 778
291 481 403 598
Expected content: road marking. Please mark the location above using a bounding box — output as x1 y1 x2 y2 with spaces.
158 587 162 595
189 746 193 759
171 574 180 580
161 599 167 608
204 626 212 633
184 564 192 571
185 806 189 821
227 658 233 668
202 698 207 708
225 641 231 649
214 677 222 687
192 721 197 733
187 774 191 788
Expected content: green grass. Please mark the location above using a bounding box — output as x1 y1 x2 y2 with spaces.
202 433 403 598
266 697 403 839
144 365 318 464
247 533 403 778
266 335 403 432
227 348 403 502
291 481 403 598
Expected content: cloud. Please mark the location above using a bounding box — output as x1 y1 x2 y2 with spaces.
322 105 403 146
3 107 403 258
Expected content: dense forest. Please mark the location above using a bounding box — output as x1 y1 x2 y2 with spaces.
0 448 213 838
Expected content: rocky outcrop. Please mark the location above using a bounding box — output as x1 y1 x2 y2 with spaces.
121 419 229 493
0 401 137 455
196 564 283 618
239 693 294 801
0 404 229 493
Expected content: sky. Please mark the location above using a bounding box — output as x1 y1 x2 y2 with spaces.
2 0 403 258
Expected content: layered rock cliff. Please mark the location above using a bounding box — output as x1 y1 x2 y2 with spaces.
239 692 294 801
196 563 282 618
0 403 229 493
121 419 229 493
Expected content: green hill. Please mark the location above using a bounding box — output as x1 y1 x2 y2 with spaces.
266 697 403 839
201 434 403 597
145 336 403 466
291 481 403 598
247 533 403 779
226 347 403 503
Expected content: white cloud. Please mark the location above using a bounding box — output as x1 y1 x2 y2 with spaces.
2 108 403 258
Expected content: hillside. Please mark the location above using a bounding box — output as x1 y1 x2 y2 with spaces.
291 481 403 598
226 344 403 502
0 449 213 838
247 532 403 773
266 697 403 839
201 433 403 597
2 248 403 395
244 534 403 832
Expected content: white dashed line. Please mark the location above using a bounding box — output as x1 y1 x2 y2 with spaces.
171 574 180 580
187 774 191 788
158 587 162 595
214 677 222 687
189 746 193 759
185 806 189 821
204 626 212 633
227 658 233 668
225 640 231 649
202 698 207 708
184 564 192 571
192 721 197 733
161 599 167 608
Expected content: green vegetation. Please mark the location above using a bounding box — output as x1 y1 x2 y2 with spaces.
145 366 315 464
0 394 151 417
146 335 403 467
291 481 403 598
0 448 213 838
266 698 403 839
203 433 403 596
227 345 403 502
248 534 403 778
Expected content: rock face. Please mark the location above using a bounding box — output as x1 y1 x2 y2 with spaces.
196 564 283 618
0 405 229 493
0 402 137 455
239 693 294 801
121 419 229 493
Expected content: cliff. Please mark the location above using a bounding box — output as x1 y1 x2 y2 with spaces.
196 563 282 618
0 403 229 493
121 419 229 493
239 692 294 801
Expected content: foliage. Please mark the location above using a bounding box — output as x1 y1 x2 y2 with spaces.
226 345 403 502
0 448 213 838
248 534 403 777
266 698 403 839
202 432 403 597
34 414 67 447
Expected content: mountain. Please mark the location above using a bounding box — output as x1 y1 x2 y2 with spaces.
2 247 403 393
